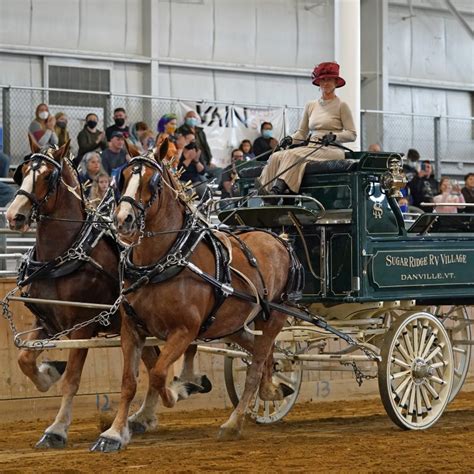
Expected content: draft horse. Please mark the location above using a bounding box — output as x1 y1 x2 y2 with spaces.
5 140 208 449
91 142 303 451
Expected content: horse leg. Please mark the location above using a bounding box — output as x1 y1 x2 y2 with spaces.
36 348 88 449
127 346 160 434
17 329 66 392
91 314 145 452
150 331 201 409
219 310 287 440
177 344 212 394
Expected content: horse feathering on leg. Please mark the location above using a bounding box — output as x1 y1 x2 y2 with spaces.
91 141 297 452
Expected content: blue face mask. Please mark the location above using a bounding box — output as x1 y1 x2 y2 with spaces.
185 117 198 127
262 129 273 139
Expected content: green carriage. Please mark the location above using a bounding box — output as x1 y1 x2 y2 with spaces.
218 151 473 430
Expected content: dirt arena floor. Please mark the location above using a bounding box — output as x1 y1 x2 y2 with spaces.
0 391 473 473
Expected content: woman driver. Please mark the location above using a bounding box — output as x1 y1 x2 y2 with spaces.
260 62 357 197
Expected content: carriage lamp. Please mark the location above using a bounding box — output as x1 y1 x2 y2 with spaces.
380 157 406 198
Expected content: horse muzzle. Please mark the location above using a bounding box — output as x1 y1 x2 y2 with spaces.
7 212 31 233
114 212 136 238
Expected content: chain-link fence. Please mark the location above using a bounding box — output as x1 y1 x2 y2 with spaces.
361 110 474 179
1 86 472 178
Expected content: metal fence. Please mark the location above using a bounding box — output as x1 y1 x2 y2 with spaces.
1 85 473 179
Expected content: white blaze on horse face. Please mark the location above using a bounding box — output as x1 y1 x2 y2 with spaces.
6 163 48 225
116 169 143 226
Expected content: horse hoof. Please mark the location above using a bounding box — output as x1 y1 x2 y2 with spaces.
280 383 295 398
198 375 212 393
90 436 122 453
217 426 241 441
47 360 67 376
178 382 203 400
128 421 146 434
35 432 67 449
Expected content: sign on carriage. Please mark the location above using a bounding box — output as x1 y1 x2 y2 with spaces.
370 249 474 288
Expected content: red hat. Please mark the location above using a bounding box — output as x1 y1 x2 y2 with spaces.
311 62 346 88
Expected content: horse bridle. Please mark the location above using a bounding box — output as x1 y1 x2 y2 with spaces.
118 156 163 224
13 152 62 221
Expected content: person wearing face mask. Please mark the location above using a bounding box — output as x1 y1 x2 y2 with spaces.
156 114 179 167
76 113 107 166
54 112 70 148
253 122 278 159
28 103 59 148
177 111 213 169
105 107 130 141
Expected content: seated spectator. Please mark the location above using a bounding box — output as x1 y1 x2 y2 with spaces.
79 152 104 196
403 148 420 183
178 142 206 197
461 172 474 213
76 113 107 166
89 172 111 207
433 177 465 213
101 132 128 176
177 111 214 170
407 160 439 212
130 121 155 152
0 182 15 207
29 103 58 147
239 139 255 160
368 143 381 153
172 131 195 171
105 107 130 141
253 122 278 159
156 114 178 162
219 149 245 200
54 112 70 147
0 151 11 177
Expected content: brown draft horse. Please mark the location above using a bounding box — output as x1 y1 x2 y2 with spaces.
5 140 208 449
91 142 296 452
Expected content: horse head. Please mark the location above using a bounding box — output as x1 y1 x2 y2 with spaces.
6 137 71 232
114 139 170 238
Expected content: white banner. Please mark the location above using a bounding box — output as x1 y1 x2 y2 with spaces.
178 102 287 168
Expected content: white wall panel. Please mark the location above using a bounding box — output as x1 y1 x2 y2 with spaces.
0 0 31 46
444 16 474 85
0 55 42 87
387 85 412 113
412 88 447 116
167 0 214 61
167 67 214 99
387 8 412 77
112 63 145 94
446 91 472 117
158 0 171 57
255 75 298 106
158 67 172 97
214 71 257 103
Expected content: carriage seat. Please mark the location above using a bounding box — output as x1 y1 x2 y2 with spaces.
239 158 358 179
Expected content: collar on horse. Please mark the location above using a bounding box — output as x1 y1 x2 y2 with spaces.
18 189 117 287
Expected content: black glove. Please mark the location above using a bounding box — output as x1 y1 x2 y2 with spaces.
321 133 337 147
279 136 293 149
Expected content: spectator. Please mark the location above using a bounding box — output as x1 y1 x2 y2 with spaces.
105 107 130 141
461 172 474 213
0 151 11 177
89 172 111 207
368 143 381 153
253 122 278 159
54 112 70 148
130 121 155 152
28 103 58 147
0 182 14 207
219 149 245 200
78 152 104 196
156 114 178 163
101 131 128 175
239 139 255 160
403 148 420 183
433 177 465 213
177 111 213 169
178 142 206 197
407 160 439 212
76 113 107 166
172 131 195 170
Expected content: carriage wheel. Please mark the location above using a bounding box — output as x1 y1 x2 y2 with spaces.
435 306 472 402
378 311 454 430
224 333 303 424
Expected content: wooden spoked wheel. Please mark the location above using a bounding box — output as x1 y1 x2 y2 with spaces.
378 311 454 430
224 334 303 424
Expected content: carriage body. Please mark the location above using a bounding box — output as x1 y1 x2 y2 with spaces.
219 151 474 306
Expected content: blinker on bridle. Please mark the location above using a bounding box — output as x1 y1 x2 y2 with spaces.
14 152 62 219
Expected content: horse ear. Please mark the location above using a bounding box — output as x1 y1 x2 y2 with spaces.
124 139 141 158
28 134 41 154
52 142 69 162
154 138 169 162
